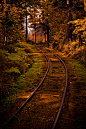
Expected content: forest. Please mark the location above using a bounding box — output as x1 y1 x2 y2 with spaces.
0 0 86 128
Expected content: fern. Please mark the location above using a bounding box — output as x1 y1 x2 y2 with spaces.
8 53 22 61
5 67 21 74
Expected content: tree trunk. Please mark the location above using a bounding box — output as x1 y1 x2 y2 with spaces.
46 4 49 47
4 0 7 45
79 34 82 47
84 0 86 17
85 11 86 17
26 4 28 39
44 33 46 42
47 25 49 42
46 19 49 47
35 27 36 44
66 0 72 42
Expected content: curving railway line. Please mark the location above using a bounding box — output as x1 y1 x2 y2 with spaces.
2 44 68 129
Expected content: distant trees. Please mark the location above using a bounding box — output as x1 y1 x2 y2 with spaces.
41 1 67 47
28 5 43 43
0 1 24 47
41 2 50 44
20 0 34 39
0 0 36 47
1 0 85 48
39 0 85 49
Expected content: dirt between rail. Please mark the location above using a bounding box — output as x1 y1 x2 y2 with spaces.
53 52 86 129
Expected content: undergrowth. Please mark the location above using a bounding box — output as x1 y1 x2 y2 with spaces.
61 40 86 67
0 42 45 113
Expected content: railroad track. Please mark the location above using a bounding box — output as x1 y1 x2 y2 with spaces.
2 44 68 129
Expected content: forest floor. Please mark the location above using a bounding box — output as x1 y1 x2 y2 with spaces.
0 43 86 129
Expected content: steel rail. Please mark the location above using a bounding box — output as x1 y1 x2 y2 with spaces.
39 44 68 129
2 45 49 129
